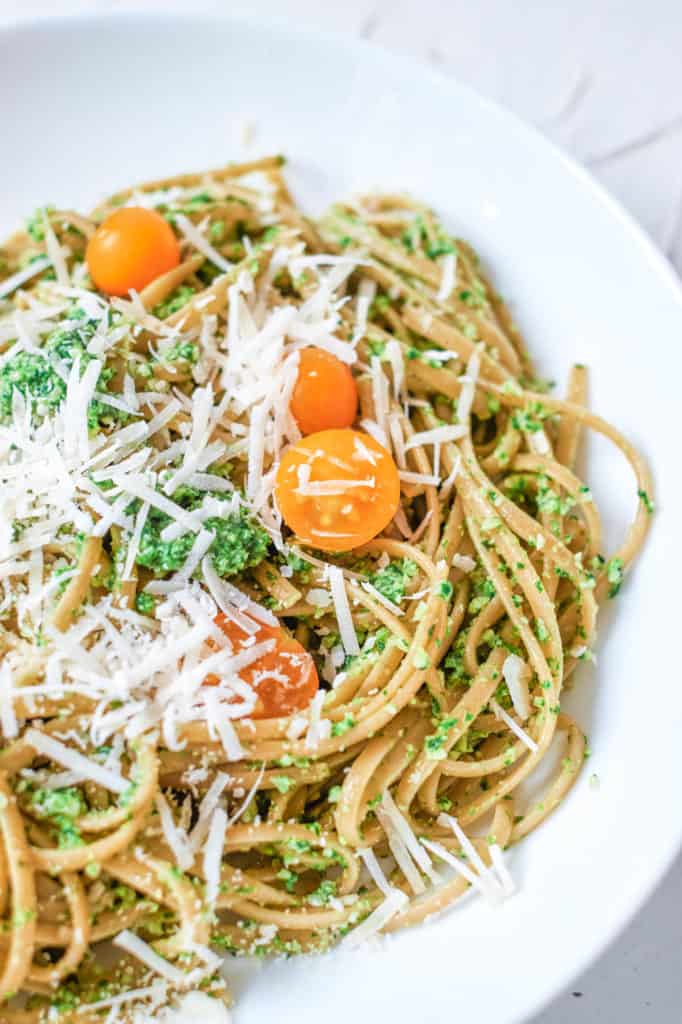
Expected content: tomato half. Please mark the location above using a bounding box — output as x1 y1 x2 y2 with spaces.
275 428 400 552
207 613 319 719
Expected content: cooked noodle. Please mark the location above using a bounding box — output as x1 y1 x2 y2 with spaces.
0 156 653 1022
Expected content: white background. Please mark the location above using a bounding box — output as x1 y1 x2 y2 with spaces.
2 1 681 1020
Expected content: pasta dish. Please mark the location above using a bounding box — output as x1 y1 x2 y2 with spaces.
0 156 653 1021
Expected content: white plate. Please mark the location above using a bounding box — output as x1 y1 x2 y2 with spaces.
1 10 679 1024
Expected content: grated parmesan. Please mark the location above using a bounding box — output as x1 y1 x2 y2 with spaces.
341 887 408 949
452 552 476 573
436 252 457 304
203 806 228 910
113 930 186 986
327 565 360 655
174 214 232 273
25 728 129 793
489 699 538 752
502 654 531 720
0 256 52 300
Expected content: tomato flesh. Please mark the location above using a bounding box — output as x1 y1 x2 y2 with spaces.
275 428 400 552
207 613 319 719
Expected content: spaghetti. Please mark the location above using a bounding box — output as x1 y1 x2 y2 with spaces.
0 156 653 1021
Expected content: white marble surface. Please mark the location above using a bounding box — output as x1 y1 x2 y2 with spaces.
2 1 681 1020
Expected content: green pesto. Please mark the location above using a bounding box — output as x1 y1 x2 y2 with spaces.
331 714 355 737
271 775 293 794
25 206 54 243
152 285 196 320
637 488 654 514
510 401 548 433
369 558 417 605
535 618 550 643
32 786 87 849
284 551 312 583
158 339 199 364
134 592 155 615
0 316 129 430
468 574 496 614
606 556 624 598
135 487 270 579
0 351 65 419
276 754 310 768
306 879 337 906
412 647 430 670
424 716 459 759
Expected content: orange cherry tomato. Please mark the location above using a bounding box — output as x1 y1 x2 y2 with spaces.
275 428 400 552
290 347 358 435
207 613 319 719
86 207 181 297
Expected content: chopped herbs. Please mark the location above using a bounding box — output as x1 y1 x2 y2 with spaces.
424 716 459 760
606 557 624 598
331 714 355 737
369 558 417 605
136 488 270 579
152 285 196 320
637 489 654 514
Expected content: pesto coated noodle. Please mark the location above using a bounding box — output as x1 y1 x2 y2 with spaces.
0 156 653 1022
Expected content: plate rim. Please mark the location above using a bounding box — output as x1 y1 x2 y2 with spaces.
1 8 681 1021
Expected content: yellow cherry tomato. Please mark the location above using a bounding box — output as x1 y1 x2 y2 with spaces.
86 206 180 297
206 614 319 719
290 347 358 435
275 428 400 552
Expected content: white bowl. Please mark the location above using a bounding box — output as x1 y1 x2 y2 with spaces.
1 11 680 1024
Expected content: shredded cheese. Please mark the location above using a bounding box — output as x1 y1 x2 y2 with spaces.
0 256 51 300
452 552 476 573
113 930 186 986
155 793 194 870
352 277 376 344
360 580 404 617
436 252 457 303
399 470 441 487
488 843 516 897
439 454 461 502
456 349 480 427
0 662 18 740
380 790 440 884
404 424 466 452
174 214 232 273
502 654 532 720
420 837 500 904
203 806 228 909
304 690 331 751
42 210 69 286
528 428 551 455
121 501 150 582
341 887 408 949
213 711 245 762
25 728 129 793
327 565 360 655
489 699 538 752
189 772 230 853
358 847 393 896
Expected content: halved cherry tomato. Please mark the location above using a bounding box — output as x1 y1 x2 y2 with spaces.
290 347 358 435
207 613 319 719
275 428 400 552
86 207 181 297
